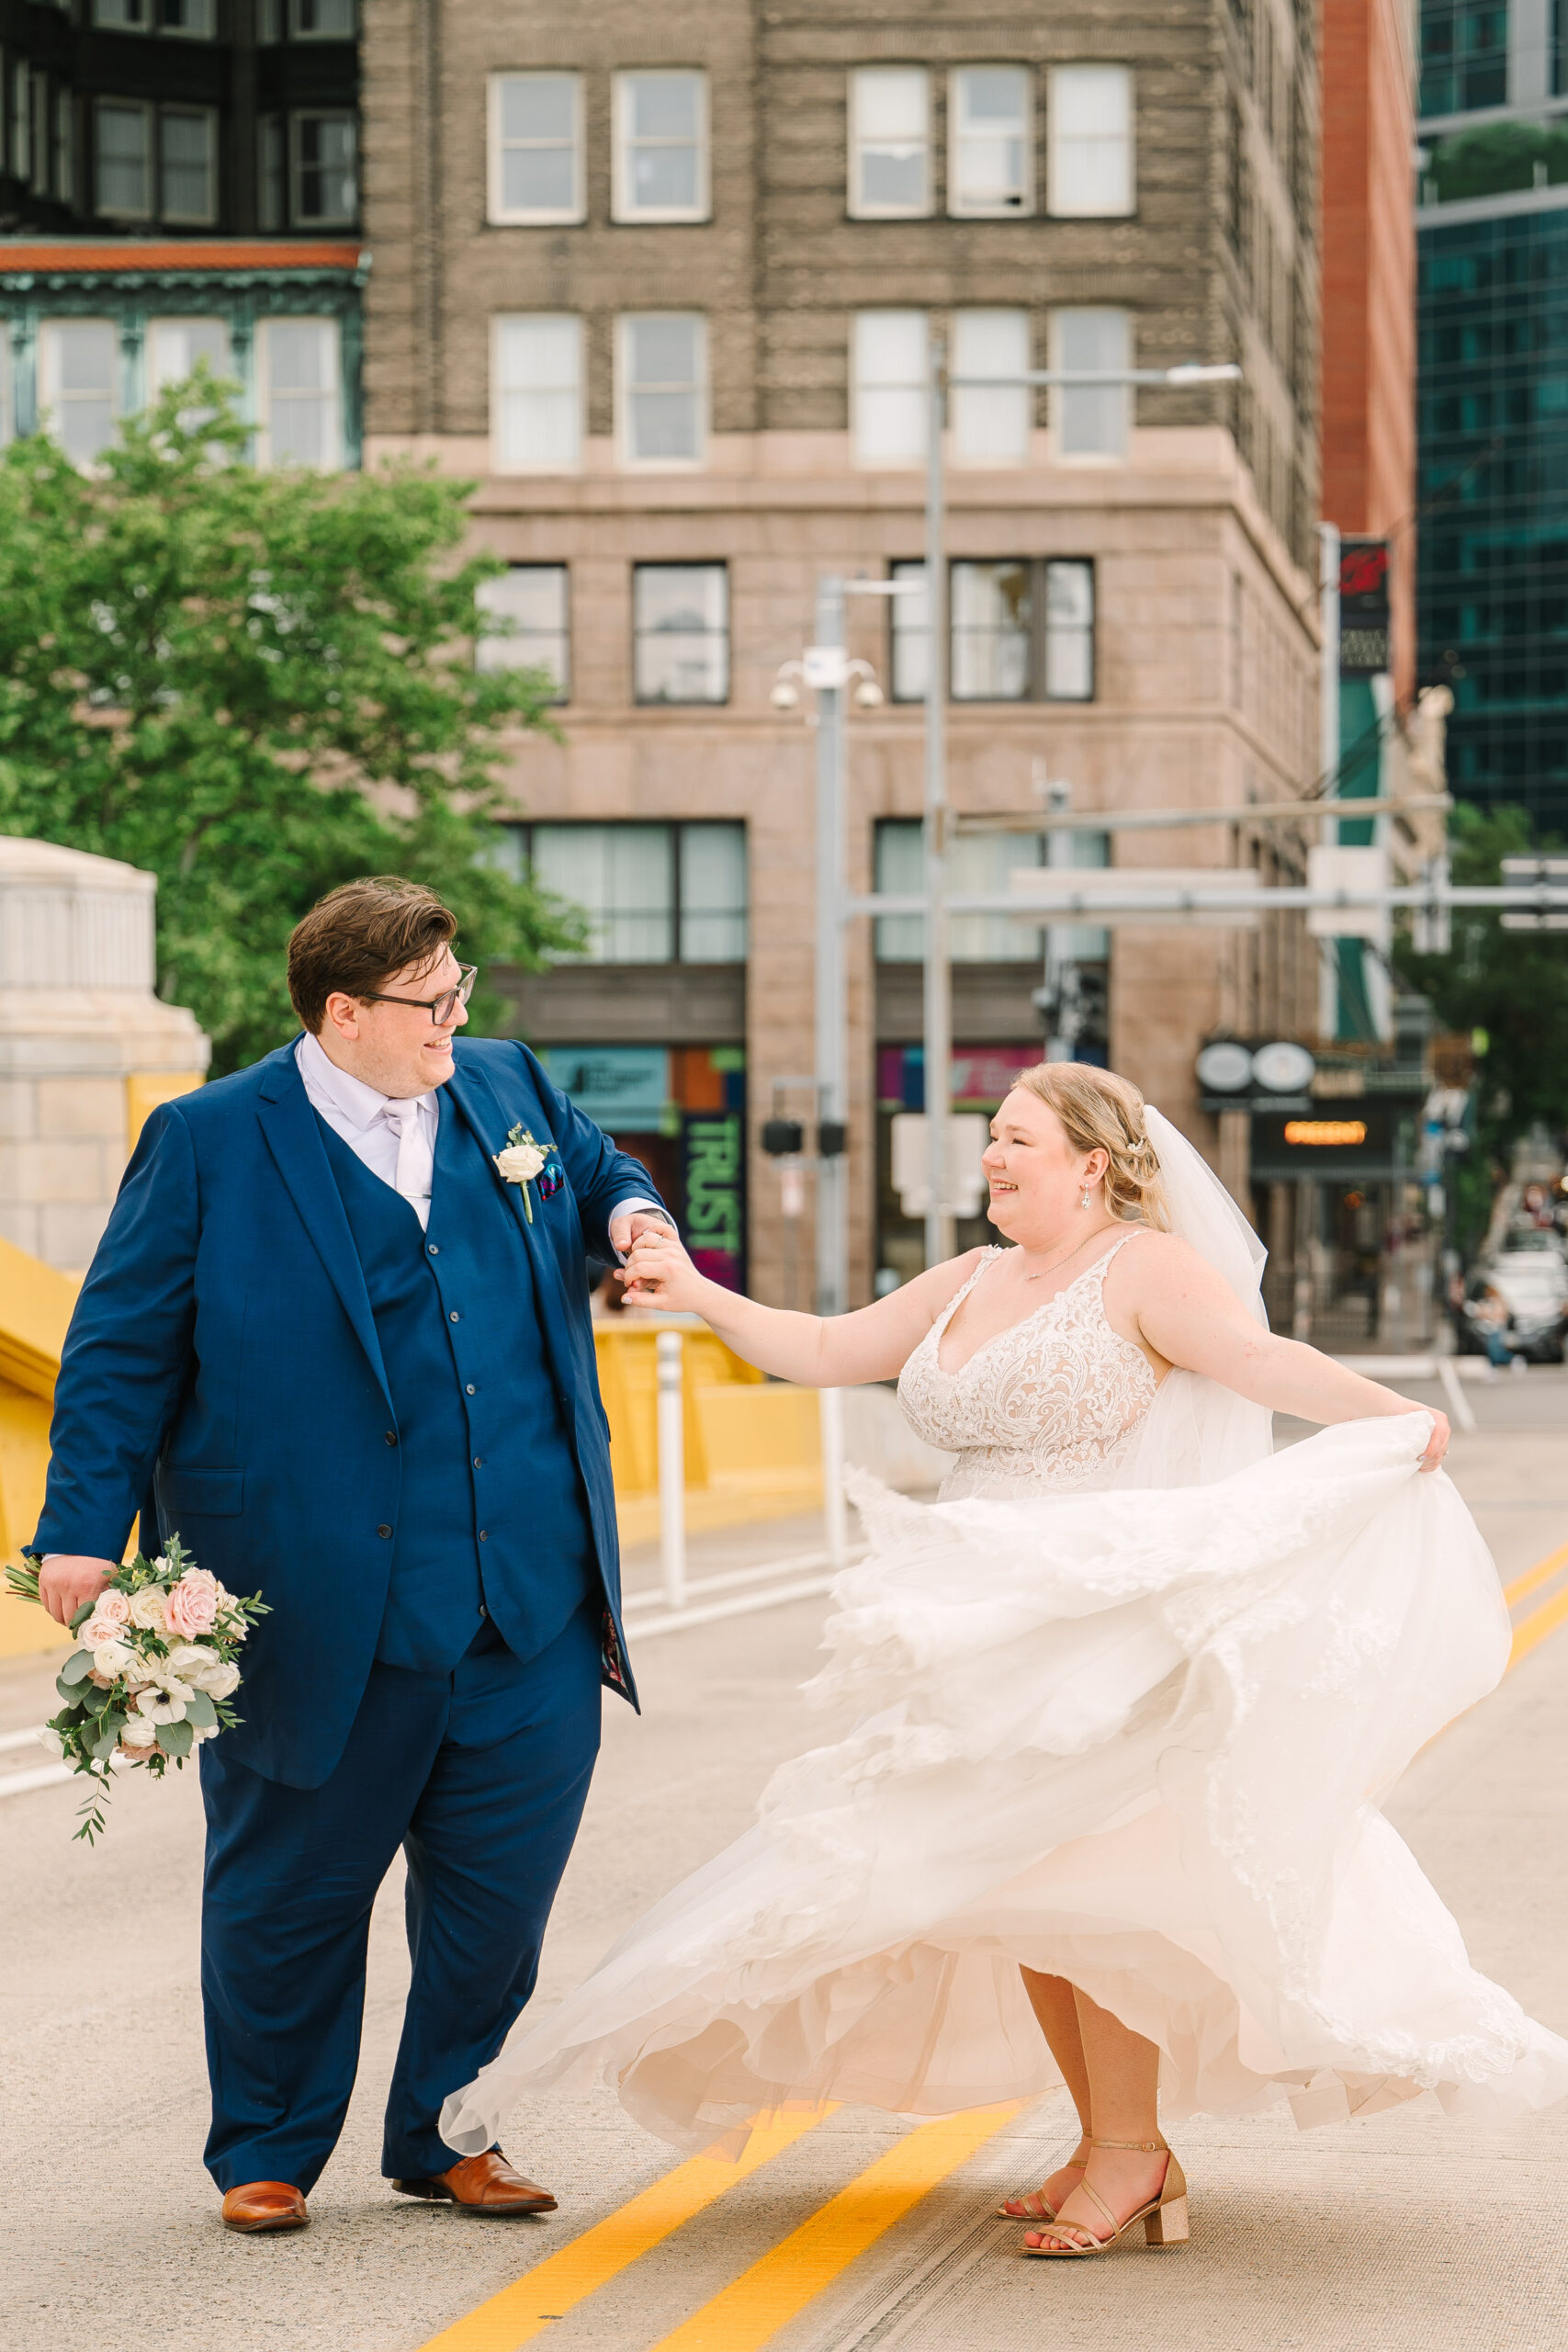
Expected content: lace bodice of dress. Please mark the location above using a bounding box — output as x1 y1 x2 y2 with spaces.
898 1233 1159 1500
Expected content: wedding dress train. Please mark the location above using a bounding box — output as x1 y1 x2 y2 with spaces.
445 1176 1568 2159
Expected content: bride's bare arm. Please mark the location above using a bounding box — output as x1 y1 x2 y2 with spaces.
1117 1232 1451 1470
619 1229 986 1386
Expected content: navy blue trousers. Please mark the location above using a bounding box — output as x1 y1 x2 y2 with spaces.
198 1601 602 2194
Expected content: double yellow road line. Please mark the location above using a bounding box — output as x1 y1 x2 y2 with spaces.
416 1533 1568 2352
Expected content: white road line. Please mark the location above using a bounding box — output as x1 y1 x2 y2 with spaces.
631 1574 838 1640
0 1762 74 1798
0 1725 46 1753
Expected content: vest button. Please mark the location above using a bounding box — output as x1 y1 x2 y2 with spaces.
473 1455 483 1468
466 1383 476 1396
479 1529 488 1542
385 1431 398 1446
428 1243 440 1255
449 1309 460 1322
378 1524 392 1539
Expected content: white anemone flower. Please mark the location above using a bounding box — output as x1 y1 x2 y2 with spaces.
134 1668 194 1725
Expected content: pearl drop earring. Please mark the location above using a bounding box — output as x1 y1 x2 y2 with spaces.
1079 1186 1092 1210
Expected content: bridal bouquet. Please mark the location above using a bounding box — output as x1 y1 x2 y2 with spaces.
5 1536 267 1842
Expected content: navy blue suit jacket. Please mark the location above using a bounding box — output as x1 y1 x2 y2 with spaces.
34 1036 660 1783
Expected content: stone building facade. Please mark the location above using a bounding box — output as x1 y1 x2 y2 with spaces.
360 0 1325 1306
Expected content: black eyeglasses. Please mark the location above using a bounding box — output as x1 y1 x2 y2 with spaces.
359 965 478 1025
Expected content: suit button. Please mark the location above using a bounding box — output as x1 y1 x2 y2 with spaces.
385 1431 398 1447
466 1383 476 1396
479 1602 488 1618
479 1529 488 1542
378 1524 392 1539
449 1310 460 1322
473 1455 483 1468
428 1243 440 1256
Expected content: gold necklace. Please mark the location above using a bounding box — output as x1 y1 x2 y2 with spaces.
1019 1222 1117 1282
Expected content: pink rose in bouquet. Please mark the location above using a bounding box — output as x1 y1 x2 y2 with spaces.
164 1567 221 1639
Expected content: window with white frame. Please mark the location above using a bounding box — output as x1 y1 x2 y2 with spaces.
475 565 570 699
292 111 356 224
848 65 930 216
96 100 151 215
161 108 216 221
1054 307 1130 458
1048 63 1134 217
38 320 118 468
488 74 582 224
951 308 1031 463
619 313 705 467
501 820 747 964
948 65 1032 214
951 561 1032 700
491 314 581 472
874 820 1047 962
1044 560 1095 699
257 317 342 469
258 114 285 228
852 310 927 468
92 0 149 25
613 71 707 222
292 0 355 32
887 560 928 701
148 315 230 395
632 563 728 704
163 0 215 34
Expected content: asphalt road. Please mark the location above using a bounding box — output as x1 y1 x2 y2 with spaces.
3 1372 1566 2352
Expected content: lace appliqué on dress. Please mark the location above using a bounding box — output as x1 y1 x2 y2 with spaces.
898 1235 1158 1500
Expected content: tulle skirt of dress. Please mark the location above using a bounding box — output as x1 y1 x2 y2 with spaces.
443 1412 1568 2156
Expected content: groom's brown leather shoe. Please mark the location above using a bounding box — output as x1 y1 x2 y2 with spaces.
221 2181 309 2233
391 2149 557 2215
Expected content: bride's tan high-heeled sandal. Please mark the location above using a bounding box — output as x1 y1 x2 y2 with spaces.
1021 2136 1189 2258
996 2152 1085 2222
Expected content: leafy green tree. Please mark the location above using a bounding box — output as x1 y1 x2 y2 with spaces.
0 372 580 1075
1396 800 1568 1247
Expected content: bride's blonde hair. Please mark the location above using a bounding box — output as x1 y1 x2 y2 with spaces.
1010 1062 1171 1231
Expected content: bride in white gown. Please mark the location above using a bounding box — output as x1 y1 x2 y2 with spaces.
443 1063 1568 2258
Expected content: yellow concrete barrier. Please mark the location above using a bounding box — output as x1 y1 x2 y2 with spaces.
0 1235 81 1659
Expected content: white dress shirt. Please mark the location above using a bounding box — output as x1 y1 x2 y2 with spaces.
295 1031 667 1248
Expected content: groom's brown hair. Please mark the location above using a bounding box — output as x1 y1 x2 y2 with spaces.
288 876 458 1034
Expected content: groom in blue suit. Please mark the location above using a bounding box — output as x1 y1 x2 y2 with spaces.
34 877 671 2231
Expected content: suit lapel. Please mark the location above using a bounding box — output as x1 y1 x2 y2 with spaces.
255 1046 394 1416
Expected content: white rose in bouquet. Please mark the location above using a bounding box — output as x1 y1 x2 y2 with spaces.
164 1644 241 1699
197 1657 240 1700
118 1715 158 1752
37 1725 65 1758
91 1639 139 1682
129 1587 169 1633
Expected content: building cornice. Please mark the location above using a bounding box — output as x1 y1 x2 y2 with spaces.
0 241 370 289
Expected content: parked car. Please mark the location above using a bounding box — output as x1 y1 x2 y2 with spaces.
1458 1231 1568 1363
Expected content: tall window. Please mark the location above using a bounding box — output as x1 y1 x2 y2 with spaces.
148 316 229 393
96 99 151 215
38 321 118 467
54 88 75 204
259 114 286 228
852 310 928 467
848 65 931 216
632 564 728 704
613 71 708 222
1054 308 1130 458
10 65 30 185
163 0 215 33
619 314 706 467
502 821 747 964
491 315 581 473
292 0 355 32
952 308 1031 463
292 112 356 224
257 318 342 469
92 0 148 23
488 74 582 224
475 566 570 700
949 65 1032 214
1048 63 1134 217
874 820 1047 961
1044 560 1095 699
888 557 1097 703
161 108 216 221
951 561 1032 699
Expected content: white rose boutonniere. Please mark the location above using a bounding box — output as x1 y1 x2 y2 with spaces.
493 1124 548 1223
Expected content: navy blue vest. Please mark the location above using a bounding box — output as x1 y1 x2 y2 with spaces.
314 1098 593 1675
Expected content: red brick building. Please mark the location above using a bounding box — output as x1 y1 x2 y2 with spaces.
1320 0 1417 707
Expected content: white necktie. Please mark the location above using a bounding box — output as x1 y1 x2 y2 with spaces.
382 1099 432 1229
